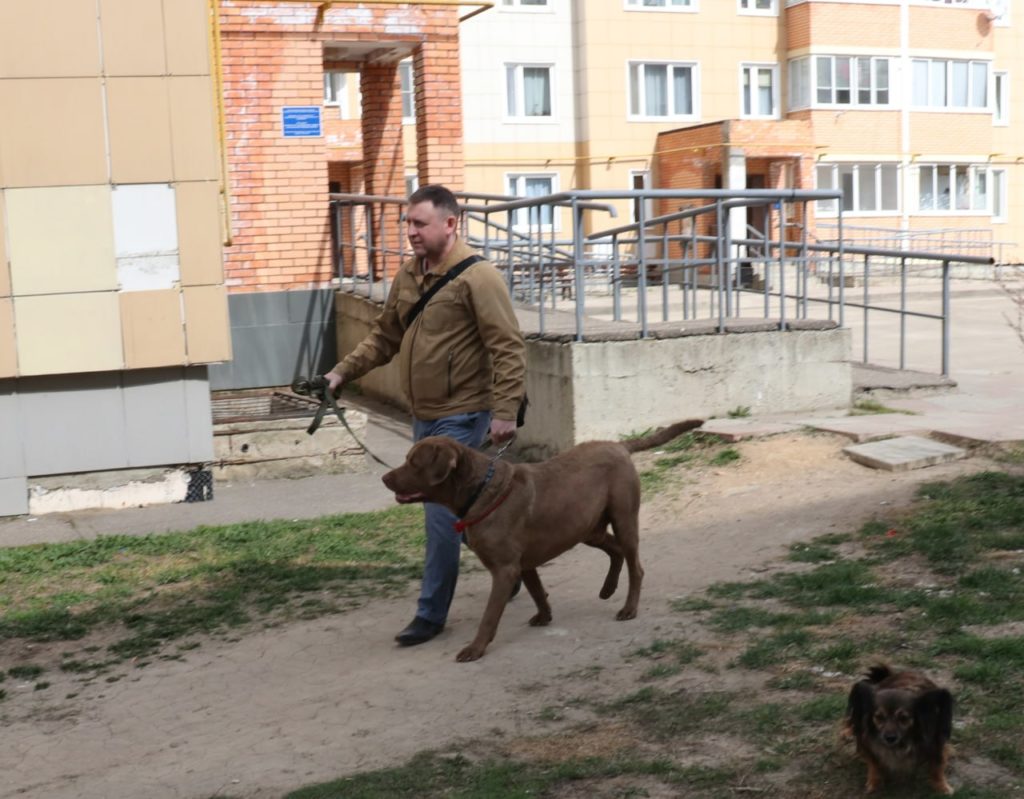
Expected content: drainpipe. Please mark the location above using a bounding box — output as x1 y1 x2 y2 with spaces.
900 0 911 237
208 0 231 246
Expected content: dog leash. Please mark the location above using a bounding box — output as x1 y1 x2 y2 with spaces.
291 376 395 469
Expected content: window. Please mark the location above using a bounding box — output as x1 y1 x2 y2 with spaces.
405 173 419 197
992 169 1007 222
917 165 990 212
629 61 697 119
739 0 776 13
502 0 548 6
788 56 892 110
994 72 1009 125
324 71 348 116
400 60 415 122
505 64 553 118
815 163 899 215
625 0 696 11
506 174 557 229
912 59 989 110
742 64 778 118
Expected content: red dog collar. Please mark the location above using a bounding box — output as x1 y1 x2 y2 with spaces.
454 488 513 534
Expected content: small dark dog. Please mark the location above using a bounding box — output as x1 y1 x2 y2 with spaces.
845 664 954 795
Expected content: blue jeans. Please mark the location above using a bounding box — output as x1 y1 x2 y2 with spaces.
412 411 492 626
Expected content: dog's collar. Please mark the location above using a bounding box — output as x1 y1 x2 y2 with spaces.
456 437 514 519
454 486 513 534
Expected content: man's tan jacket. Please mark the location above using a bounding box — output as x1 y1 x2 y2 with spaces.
332 240 527 422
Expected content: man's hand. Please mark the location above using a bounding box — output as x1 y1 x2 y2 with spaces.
490 418 516 443
324 372 345 398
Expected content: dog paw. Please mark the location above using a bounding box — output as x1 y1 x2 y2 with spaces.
456 644 485 662
529 612 552 627
615 607 638 621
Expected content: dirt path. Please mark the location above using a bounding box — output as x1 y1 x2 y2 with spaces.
0 432 996 799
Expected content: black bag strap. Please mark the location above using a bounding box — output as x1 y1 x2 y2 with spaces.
404 254 484 328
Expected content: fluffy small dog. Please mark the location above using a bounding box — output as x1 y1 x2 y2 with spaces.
844 664 955 795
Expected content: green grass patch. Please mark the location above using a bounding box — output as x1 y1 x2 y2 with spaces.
850 399 916 415
638 432 741 496
0 506 426 660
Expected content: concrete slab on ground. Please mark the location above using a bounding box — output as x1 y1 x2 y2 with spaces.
843 435 968 472
700 418 802 442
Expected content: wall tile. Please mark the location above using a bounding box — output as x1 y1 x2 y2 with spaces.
111 183 180 291
0 298 15 377
99 0 167 76
176 181 223 285
6 186 117 295
183 285 231 364
164 0 210 75
120 289 186 368
0 79 108 187
169 77 220 181
106 77 174 184
15 293 123 376
0 192 9 296
0 0 101 77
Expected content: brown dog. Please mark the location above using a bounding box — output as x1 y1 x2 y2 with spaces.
381 420 704 662
845 664 955 795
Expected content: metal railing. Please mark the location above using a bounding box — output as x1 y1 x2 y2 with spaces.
329 188 994 376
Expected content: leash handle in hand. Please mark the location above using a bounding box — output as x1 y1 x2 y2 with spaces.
291 375 393 468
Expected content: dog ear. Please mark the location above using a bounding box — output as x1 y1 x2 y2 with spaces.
914 688 954 744
847 680 876 738
422 440 458 487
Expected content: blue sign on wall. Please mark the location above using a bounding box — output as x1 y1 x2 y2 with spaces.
281 106 322 138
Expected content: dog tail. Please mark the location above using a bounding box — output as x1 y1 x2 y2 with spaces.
623 419 705 453
864 663 893 684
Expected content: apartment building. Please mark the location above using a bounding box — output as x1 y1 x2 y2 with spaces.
456 0 1021 259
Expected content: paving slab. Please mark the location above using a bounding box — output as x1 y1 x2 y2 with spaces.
843 435 969 472
800 414 932 443
700 418 802 442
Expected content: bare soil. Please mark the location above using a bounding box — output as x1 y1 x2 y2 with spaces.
0 432 999 799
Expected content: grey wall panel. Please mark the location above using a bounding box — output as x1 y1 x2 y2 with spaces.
209 289 337 390
184 366 214 462
0 381 26 478
19 373 129 475
0 476 28 516
123 368 193 466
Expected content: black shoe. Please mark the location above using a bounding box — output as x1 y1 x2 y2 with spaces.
395 616 444 646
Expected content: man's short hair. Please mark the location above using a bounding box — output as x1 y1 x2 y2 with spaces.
409 184 460 219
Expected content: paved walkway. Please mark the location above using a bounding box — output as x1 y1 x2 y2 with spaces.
2 276 1023 548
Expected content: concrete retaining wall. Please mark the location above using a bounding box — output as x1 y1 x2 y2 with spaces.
336 291 852 459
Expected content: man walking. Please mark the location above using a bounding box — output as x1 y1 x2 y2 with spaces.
325 184 527 647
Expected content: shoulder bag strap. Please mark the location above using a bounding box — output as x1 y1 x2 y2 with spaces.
404 254 484 328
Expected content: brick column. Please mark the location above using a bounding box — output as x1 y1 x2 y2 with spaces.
414 40 464 190
361 63 405 279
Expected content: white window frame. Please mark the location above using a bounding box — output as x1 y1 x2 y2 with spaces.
994 71 1009 126
625 0 697 12
992 168 1008 222
504 63 554 120
805 55 894 108
741 63 780 119
323 71 349 117
815 163 900 217
739 0 777 15
628 60 699 120
501 0 549 8
916 164 991 214
405 173 419 197
506 173 559 231
912 58 990 111
400 60 415 123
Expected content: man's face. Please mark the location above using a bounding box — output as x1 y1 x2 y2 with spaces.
406 200 456 261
